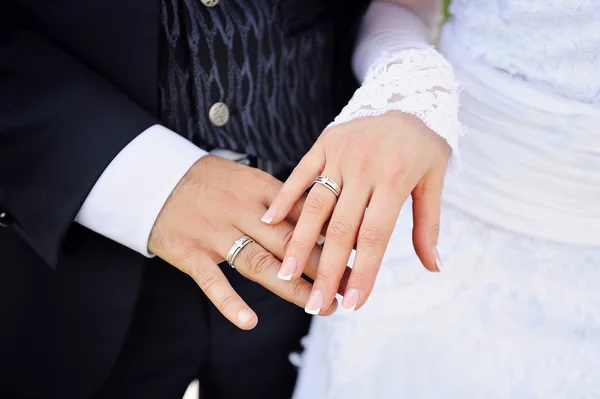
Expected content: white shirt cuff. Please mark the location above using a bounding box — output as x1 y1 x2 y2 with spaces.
75 124 207 257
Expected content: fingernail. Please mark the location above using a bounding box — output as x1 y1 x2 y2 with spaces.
317 235 325 245
434 247 442 272
342 288 360 312
305 289 324 315
277 257 297 281
236 309 253 324
261 205 277 224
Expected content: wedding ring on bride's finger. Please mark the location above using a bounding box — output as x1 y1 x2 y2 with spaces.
313 175 341 198
226 235 256 268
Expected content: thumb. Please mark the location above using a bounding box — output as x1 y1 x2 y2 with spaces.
411 170 445 272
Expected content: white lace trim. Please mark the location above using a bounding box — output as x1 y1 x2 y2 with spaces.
329 47 465 169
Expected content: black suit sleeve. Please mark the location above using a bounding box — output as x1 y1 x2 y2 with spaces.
0 26 159 267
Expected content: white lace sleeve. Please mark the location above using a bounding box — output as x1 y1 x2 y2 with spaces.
329 1 464 168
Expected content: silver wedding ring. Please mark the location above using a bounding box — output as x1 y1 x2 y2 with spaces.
313 175 341 198
226 235 256 268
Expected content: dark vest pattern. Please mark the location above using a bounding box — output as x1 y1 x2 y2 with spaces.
160 0 336 165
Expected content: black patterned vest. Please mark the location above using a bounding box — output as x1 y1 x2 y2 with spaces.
160 0 346 165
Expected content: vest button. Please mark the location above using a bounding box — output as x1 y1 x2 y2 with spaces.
201 0 220 7
0 211 13 227
209 102 230 127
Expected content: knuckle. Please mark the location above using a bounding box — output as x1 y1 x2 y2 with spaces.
327 216 355 243
287 238 313 254
178 245 200 269
315 270 335 285
304 195 327 215
246 247 277 277
358 224 387 248
217 294 238 313
290 279 310 300
278 226 296 252
384 161 410 187
195 269 219 292
349 267 374 286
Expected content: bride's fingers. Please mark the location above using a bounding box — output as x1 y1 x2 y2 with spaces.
411 169 445 272
278 169 342 282
240 207 351 293
261 149 325 225
308 182 369 314
341 186 405 312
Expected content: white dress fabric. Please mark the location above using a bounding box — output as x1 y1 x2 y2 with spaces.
293 1 600 398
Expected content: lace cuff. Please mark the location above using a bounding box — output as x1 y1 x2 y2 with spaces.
329 46 464 169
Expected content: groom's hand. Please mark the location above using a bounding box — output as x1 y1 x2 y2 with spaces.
148 155 345 330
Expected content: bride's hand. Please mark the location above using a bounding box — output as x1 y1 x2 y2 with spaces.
261 111 450 313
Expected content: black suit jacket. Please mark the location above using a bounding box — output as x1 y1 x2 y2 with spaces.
0 1 367 397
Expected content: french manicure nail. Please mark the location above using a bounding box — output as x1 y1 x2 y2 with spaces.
305 290 324 315
433 247 442 272
342 288 360 313
261 205 277 224
277 257 297 281
237 309 253 324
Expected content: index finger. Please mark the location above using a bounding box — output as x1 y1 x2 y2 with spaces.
261 150 325 225
261 174 307 225
183 250 258 330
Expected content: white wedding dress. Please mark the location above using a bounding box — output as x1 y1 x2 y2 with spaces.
293 1 600 398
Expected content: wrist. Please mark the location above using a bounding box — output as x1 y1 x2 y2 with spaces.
76 125 207 257
148 155 222 256
329 47 463 170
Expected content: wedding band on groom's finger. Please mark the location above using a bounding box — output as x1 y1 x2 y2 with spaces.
313 175 342 198
226 235 255 268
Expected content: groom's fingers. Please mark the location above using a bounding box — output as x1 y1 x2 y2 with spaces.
186 250 258 330
211 227 339 316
